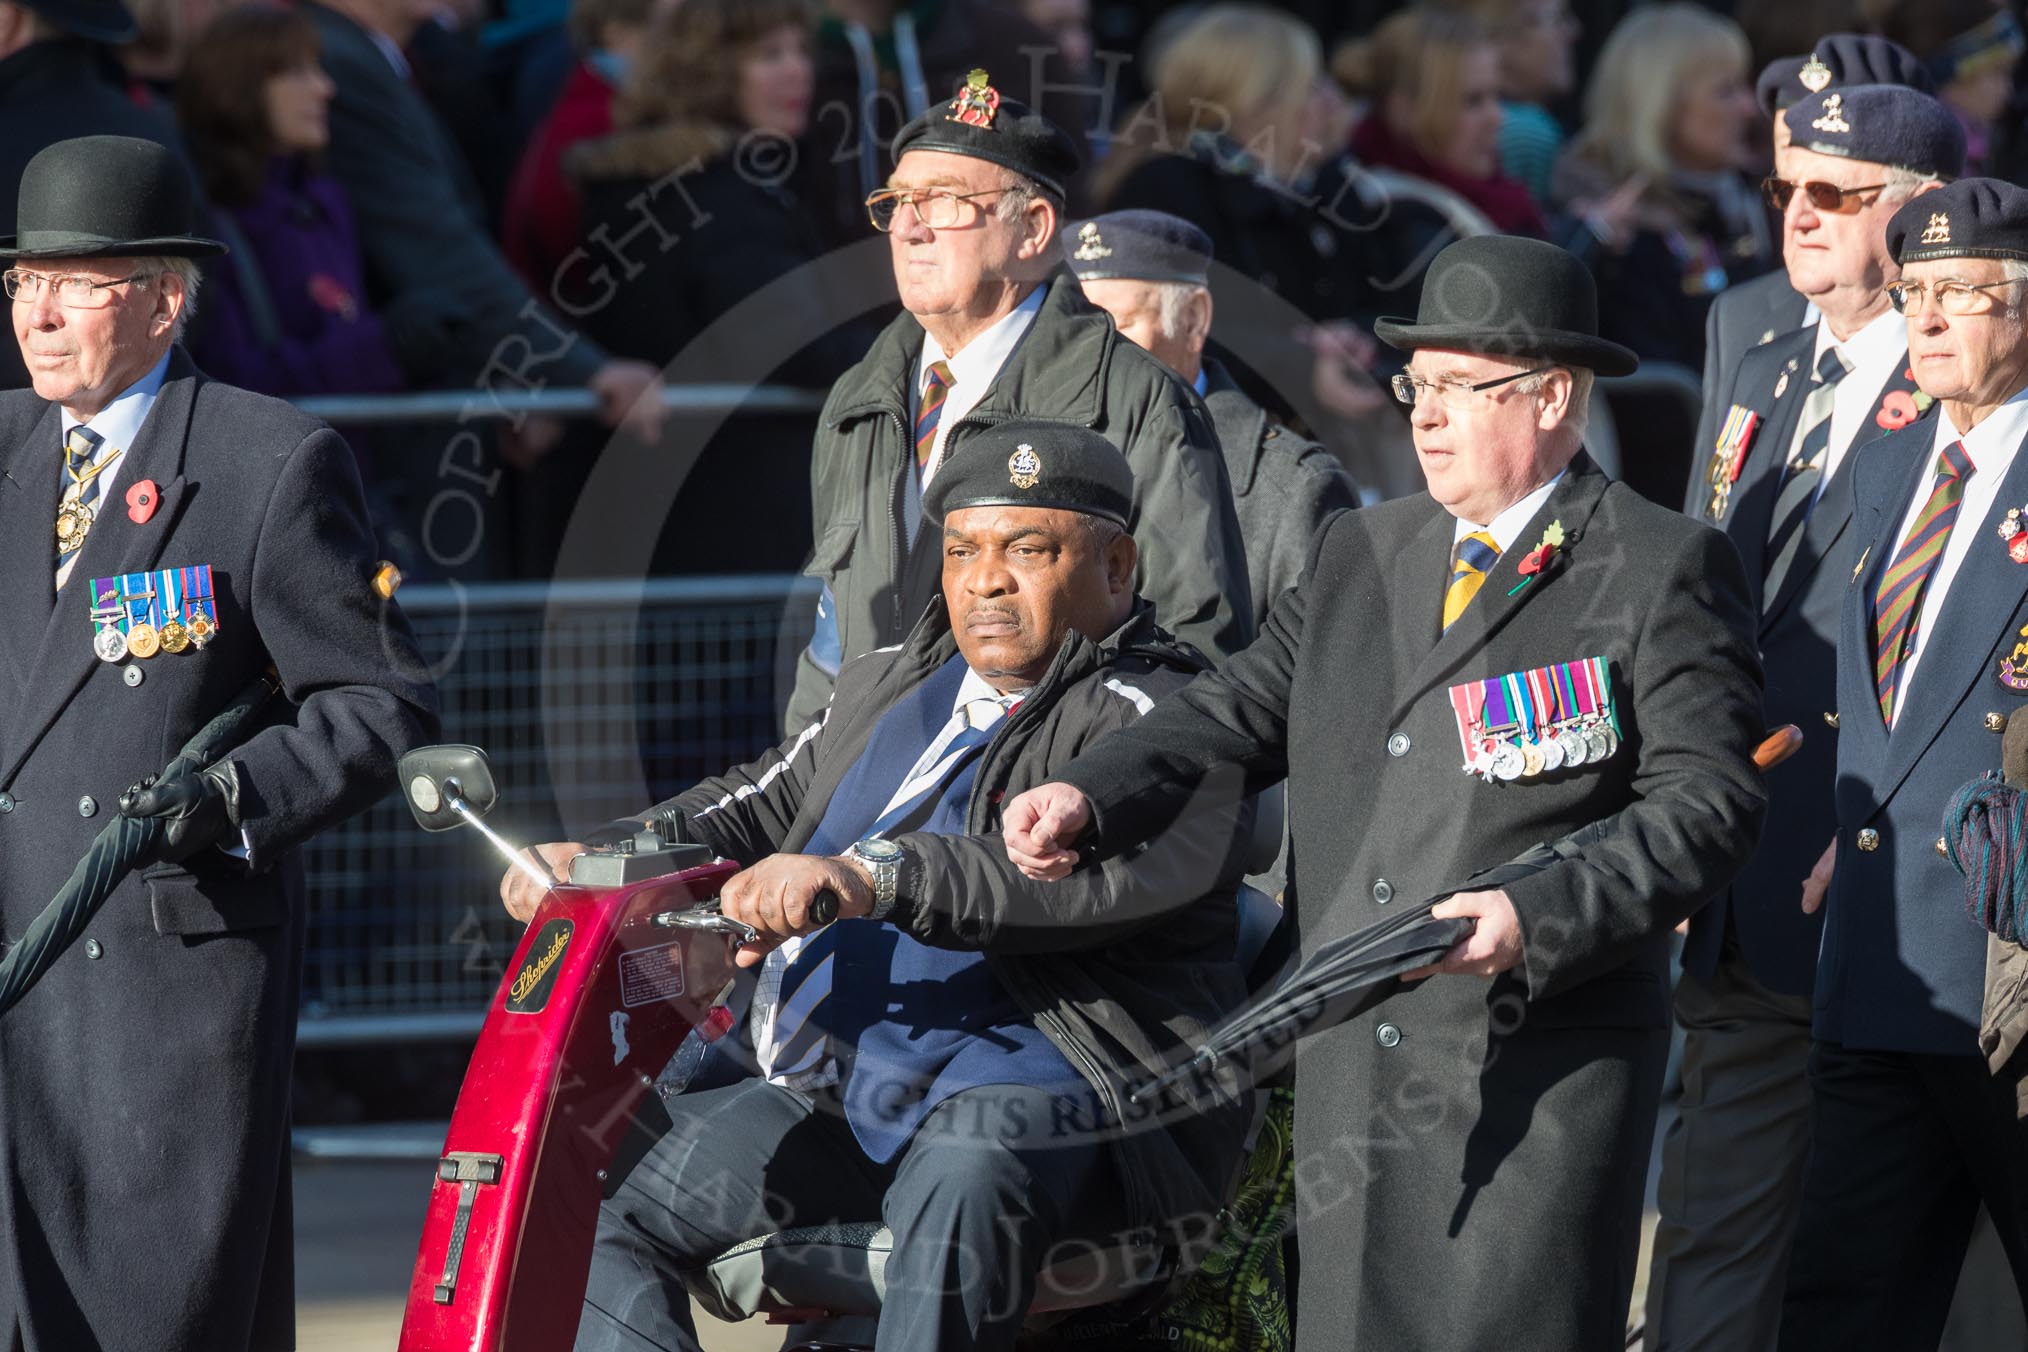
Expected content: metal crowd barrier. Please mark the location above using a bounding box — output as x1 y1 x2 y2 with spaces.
293 383 828 426
296 574 817 1046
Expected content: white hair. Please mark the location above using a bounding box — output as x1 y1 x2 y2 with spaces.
1514 365 1594 443
2004 259 2028 286
1880 166 1946 205
1153 280 1210 339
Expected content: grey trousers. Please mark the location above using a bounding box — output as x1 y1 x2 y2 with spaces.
575 1077 1125 1352
1643 944 1814 1352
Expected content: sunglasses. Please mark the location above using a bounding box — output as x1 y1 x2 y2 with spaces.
1762 175 1889 214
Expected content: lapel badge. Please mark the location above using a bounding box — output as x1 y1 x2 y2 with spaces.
1799 54 1832 94
1853 544 1870 581
1008 444 1041 489
1507 520 1565 596
125 478 158 525
1998 504 2028 562
1072 221 1112 262
947 68 1001 128
1811 93 1850 135
1922 212 1952 246
2001 625 2028 691
1774 357 1798 400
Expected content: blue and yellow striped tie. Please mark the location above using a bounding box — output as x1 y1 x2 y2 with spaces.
1442 530 1500 631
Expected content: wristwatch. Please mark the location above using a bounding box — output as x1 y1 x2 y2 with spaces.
846 837 905 920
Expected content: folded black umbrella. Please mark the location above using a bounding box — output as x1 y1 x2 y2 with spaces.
0 671 278 1018
1132 836 1584 1105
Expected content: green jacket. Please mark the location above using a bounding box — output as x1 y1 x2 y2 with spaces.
785 271 1253 732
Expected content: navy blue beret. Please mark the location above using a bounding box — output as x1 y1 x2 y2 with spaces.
1756 33 1932 117
1064 209 1212 285
1782 84 1966 179
1887 178 2028 265
891 69 1080 201
923 420 1133 528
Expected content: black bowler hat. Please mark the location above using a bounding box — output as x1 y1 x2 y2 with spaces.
891 69 1081 201
1783 84 1966 179
17 0 135 44
924 420 1134 528
1065 209 1213 285
0 136 225 261
1374 236 1638 377
1887 178 2028 265
1755 33 1932 118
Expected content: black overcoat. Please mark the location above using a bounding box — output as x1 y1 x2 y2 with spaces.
1056 457 1767 1350
0 350 437 1351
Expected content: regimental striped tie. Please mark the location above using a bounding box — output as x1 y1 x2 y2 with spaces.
1763 346 1851 608
1442 530 1501 632
1874 439 1974 724
915 360 954 479
55 423 107 587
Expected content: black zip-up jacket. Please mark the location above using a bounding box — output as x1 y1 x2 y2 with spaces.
653 601 1252 1240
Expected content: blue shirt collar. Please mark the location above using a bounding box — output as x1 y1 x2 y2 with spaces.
62 349 172 454
1192 367 1209 397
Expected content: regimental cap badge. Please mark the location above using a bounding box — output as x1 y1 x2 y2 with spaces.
1008 444 1041 489
1923 211 1952 245
1072 221 1112 262
1799 53 1833 94
947 68 1001 128
1811 93 1850 135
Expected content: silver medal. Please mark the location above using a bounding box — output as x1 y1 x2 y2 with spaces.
1538 731 1566 772
93 627 128 663
1491 742 1525 781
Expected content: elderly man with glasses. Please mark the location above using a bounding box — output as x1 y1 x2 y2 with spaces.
1780 175 2028 1350
782 69 1250 734
1000 235 1768 1352
0 136 437 1352
1645 80 1965 1351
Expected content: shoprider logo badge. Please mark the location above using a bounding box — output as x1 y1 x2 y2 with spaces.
506 919 573 1014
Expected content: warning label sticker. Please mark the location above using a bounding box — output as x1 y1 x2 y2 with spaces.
618 942 687 1008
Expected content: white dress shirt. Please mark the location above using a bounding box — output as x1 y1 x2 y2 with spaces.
1808 306 1908 486
1883 388 2028 722
55 350 171 590
914 284 1045 483
1452 471 1564 555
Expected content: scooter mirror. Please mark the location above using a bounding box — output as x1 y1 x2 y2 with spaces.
399 745 499 831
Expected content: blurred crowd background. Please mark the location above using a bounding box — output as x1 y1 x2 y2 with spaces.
12 0 2025 578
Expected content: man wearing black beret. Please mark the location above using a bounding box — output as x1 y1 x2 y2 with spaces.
1781 176 2028 1348
784 69 1252 735
511 421 1251 1352
1068 208 1358 625
1695 33 1935 467
1003 235 1768 1352
1648 80 1962 1349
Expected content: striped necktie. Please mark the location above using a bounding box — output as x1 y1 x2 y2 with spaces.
55 424 108 586
1442 530 1500 632
1763 346 1850 607
1873 439 1973 724
915 360 954 479
757 694 1010 1085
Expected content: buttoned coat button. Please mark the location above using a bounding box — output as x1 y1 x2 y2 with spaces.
77 796 96 818
1988 712 2009 733
0 791 13 813
83 939 102 960
122 664 144 688
1372 878 1394 904
1856 828 1880 852
1375 1023 1402 1048
1823 711 1840 729
1937 836 1950 858
1387 732 1411 758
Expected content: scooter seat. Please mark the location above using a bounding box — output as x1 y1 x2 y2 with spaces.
681 1222 1170 1323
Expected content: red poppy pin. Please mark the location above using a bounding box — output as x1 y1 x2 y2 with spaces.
125 479 158 524
1508 521 1565 595
1874 373 1934 431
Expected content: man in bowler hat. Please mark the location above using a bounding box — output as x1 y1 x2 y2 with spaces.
1001 235 1769 1351
0 136 436 1351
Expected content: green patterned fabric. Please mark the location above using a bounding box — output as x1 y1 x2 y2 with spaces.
1026 1087 1294 1352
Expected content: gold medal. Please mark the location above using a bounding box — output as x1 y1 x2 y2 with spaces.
187 614 214 647
159 620 189 654
54 499 93 553
1521 741 1546 777
126 622 160 658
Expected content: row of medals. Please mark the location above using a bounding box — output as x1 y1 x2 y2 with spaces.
1472 717 1620 782
96 613 213 662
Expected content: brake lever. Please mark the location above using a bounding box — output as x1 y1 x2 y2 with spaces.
648 902 760 947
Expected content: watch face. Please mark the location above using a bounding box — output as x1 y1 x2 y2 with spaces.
857 838 904 861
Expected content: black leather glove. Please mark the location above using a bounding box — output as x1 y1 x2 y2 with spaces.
119 762 243 863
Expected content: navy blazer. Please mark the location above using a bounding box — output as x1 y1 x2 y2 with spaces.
1690 269 1812 485
1822 418 2028 1054
0 349 437 1350
1685 324 1929 994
